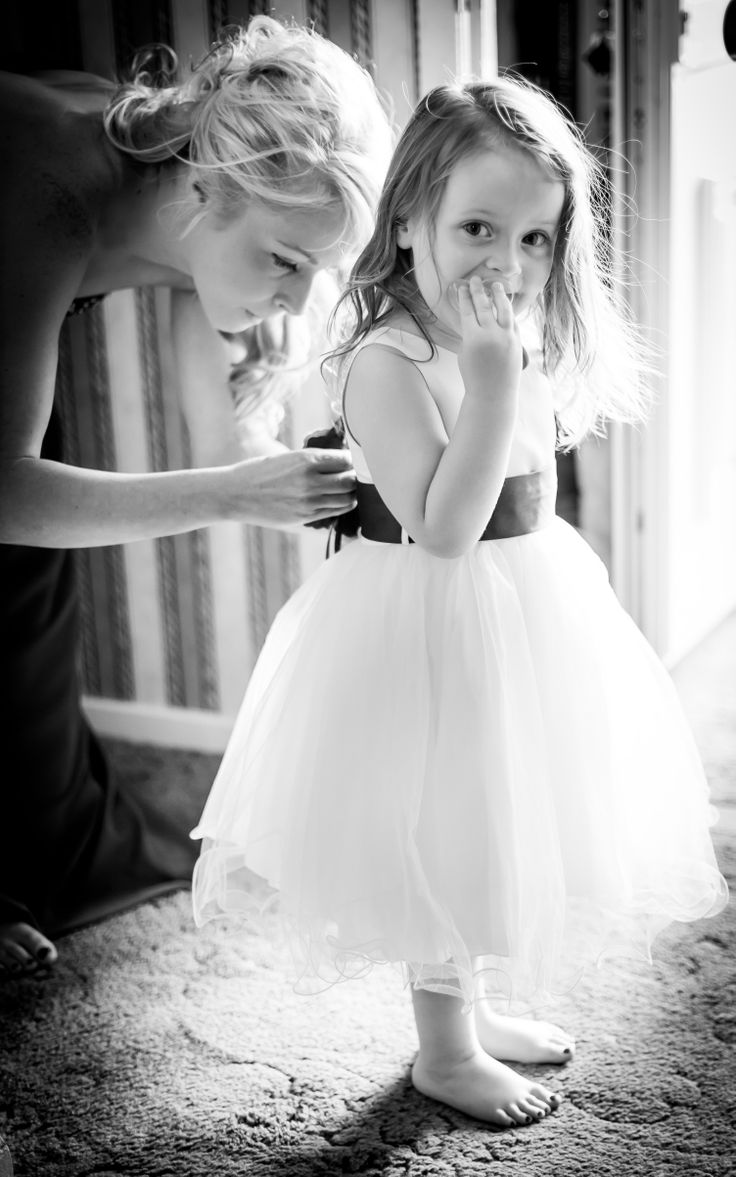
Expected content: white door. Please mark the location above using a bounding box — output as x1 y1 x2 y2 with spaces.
665 0 736 662
612 0 736 665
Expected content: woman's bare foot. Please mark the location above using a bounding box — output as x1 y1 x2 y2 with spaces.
412 1047 561 1128
474 1003 575 1065
0 923 57 976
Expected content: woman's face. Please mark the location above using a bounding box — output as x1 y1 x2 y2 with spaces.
182 201 348 334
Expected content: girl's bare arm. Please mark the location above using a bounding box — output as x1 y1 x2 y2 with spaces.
344 281 522 559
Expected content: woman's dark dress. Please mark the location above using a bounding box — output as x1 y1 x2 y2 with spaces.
0 299 196 935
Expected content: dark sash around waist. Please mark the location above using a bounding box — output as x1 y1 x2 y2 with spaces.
357 465 557 544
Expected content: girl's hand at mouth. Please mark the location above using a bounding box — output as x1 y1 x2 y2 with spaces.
455 276 525 393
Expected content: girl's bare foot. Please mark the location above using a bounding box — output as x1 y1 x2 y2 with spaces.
474 1003 575 1064
412 1047 561 1128
0 922 57 976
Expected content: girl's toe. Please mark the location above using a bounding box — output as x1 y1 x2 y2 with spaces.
553 1037 575 1053
521 1095 546 1118
507 1102 529 1125
0 942 32 969
21 928 56 965
531 1084 559 1109
0 924 57 967
0 924 56 977
527 1095 550 1115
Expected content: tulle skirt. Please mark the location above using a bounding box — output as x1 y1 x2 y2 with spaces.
191 519 728 1010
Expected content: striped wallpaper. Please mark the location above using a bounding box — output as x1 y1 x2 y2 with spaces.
57 276 337 749
42 0 419 750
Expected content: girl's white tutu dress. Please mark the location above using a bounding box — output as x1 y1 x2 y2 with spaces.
192 326 728 1009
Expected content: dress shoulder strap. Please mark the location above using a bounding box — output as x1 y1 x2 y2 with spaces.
351 323 436 364
341 323 438 441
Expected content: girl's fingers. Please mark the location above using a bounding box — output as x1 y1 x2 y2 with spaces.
456 281 475 319
456 281 488 330
458 277 494 327
471 277 494 320
489 281 513 328
457 278 512 330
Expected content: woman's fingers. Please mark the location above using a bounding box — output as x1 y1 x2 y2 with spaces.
299 453 357 519
228 448 358 528
306 498 357 521
303 448 354 474
302 451 357 497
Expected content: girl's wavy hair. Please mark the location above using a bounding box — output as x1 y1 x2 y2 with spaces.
104 14 392 245
328 77 653 448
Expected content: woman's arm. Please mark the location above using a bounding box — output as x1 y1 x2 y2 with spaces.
0 170 354 547
0 450 354 547
345 281 522 559
0 284 352 546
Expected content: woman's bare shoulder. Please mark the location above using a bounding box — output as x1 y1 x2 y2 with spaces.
0 69 113 120
0 71 121 244
1 71 118 176
0 73 124 333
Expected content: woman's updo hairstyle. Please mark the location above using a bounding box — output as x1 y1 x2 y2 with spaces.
103 15 393 251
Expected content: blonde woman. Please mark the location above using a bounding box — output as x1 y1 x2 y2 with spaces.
0 16 392 973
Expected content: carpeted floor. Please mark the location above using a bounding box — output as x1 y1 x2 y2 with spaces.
2 616 735 1177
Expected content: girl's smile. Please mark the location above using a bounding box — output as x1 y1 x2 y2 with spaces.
397 145 564 339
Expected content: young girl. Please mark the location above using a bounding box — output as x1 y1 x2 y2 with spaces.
191 78 728 1128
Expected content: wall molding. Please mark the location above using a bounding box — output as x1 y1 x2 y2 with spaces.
83 697 234 752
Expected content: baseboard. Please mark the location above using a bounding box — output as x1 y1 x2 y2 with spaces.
82 697 235 753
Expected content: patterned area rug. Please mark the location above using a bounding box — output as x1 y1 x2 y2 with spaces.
1 619 735 1177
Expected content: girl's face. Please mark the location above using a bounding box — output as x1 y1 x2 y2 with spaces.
397 144 565 336
182 202 348 334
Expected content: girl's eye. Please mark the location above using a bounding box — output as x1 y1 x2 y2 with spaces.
525 231 550 247
272 253 299 273
462 222 491 239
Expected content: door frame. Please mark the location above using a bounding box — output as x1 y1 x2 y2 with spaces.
610 0 681 655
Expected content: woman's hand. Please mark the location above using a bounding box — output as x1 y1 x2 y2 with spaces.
456 276 523 395
225 447 357 528
0 448 356 548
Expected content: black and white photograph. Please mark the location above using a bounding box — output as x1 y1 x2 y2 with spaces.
1 1 734 1174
